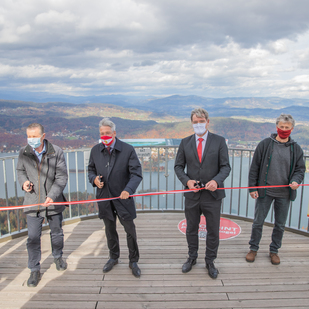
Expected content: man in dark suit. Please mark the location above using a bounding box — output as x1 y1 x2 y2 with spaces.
88 118 143 278
174 108 231 279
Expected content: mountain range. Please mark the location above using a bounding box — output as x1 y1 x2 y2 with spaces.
1 95 309 152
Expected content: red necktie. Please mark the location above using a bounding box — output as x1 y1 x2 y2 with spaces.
106 146 111 155
197 138 203 163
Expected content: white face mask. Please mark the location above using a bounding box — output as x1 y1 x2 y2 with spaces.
193 123 206 136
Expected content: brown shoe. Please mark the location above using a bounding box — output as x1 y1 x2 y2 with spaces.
246 250 257 262
269 253 280 265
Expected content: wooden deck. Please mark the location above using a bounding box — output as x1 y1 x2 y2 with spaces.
0 212 309 309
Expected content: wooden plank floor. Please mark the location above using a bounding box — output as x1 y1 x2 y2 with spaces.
0 212 309 309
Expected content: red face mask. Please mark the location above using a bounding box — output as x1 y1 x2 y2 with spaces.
277 127 292 139
100 136 114 146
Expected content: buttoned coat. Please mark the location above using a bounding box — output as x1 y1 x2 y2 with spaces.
88 138 142 221
174 132 231 201
16 140 68 216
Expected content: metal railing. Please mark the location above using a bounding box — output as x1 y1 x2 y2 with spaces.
1 146 309 239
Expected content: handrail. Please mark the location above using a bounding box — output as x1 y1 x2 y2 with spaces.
1 146 308 239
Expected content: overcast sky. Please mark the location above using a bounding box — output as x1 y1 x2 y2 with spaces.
1 0 309 100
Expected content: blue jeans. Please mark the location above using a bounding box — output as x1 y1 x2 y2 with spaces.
249 195 290 253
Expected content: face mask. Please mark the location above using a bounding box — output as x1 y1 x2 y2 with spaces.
100 135 114 146
28 137 42 149
193 123 207 136
277 127 292 139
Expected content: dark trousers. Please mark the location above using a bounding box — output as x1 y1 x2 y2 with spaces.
26 212 64 272
249 195 290 253
102 207 139 263
185 195 221 263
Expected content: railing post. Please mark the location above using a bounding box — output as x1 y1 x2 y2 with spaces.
229 150 234 214
237 150 243 216
165 148 169 210
245 151 253 218
3 160 11 234
149 148 153 210
66 152 72 219
157 147 160 210
12 158 20 232
75 152 80 217
83 150 88 216
141 156 144 210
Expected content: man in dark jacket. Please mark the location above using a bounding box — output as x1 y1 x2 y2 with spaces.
174 108 231 279
17 123 68 287
88 118 143 278
246 114 305 265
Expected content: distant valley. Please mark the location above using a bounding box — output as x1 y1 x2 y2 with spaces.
1 95 309 152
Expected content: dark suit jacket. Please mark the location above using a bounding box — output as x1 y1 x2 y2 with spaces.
88 138 142 221
174 132 231 201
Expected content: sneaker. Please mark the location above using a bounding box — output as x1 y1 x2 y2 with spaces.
246 250 257 262
27 271 41 287
269 253 280 265
54 257 67 271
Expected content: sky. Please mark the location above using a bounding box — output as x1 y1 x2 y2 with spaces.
1 0 309 101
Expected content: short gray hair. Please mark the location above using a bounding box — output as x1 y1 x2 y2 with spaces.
99 118 116 132
276 114 295 128
27 123 44 135
191 108 209 121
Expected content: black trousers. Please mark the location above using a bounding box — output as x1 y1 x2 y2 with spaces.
26 212 64 271
185 194 221 263
102 204 139 263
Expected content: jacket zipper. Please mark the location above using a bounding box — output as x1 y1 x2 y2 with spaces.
37 152 47 212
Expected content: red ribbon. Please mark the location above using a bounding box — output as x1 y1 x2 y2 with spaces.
0 183 307 212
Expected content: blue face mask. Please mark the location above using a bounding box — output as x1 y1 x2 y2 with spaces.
28 137 42 149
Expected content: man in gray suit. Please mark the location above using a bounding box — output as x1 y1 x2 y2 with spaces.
17 123 68 287
174 108 231 279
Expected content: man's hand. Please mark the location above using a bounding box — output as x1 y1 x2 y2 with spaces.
187 180 198 190
42 197 53 207
250 191 259 199
94 176 104 189
120 191 130 199
205 180 218 192
289 181 300 190
22 180 33 192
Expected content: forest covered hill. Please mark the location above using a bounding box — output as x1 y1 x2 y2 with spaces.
1 98 309 152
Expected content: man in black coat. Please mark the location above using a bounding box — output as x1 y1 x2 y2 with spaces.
88 118 143 277
246 114 305 265
174 108 231 279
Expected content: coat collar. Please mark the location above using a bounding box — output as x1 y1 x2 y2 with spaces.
23 139 55 158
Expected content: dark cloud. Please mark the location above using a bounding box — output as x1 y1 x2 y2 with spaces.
0 0 309 99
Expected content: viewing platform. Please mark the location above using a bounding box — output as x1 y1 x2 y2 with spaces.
1 212 309 309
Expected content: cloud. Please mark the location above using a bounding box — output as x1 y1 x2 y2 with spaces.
1 0 309 99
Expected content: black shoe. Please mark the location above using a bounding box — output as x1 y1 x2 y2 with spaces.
103 258 118 273
182 258 196 273
206 262 219 279
129 262 141 278
27 271 41 287
54 257 67 271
